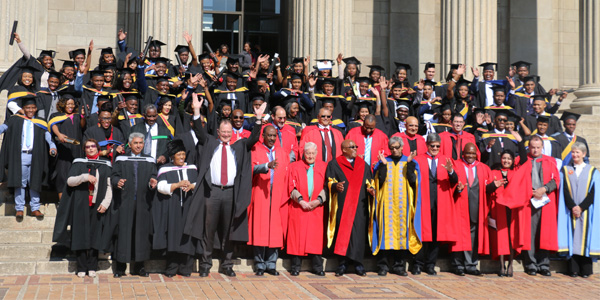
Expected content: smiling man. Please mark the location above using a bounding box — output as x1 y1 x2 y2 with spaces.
131 104 172 164
392 116 427 157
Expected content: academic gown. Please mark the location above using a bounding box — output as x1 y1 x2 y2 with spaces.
183 117 262 248
153 163 199 255
214 87 250 113
109 154 157 262
247 143 290 248
157 112 183 137
82 125 125 161
439 131 480 160
554 133 589 166
258 123 298 160
478 131 519 168
5 85 37 121
524 114 563 136
130 122 173 161
0 115 49 191
230 128 251 144
174 130 201 166
298 125 344 163
80 85 109 113
324 156 373 262
391 132 427 157
48 113 84 192
52 158 112 251
285 160 328 256
116 112 144 139
345 127 390 168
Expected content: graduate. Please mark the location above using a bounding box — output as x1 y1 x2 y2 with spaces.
110 132 158 278
340 56 361 95
170 32 199 76
130 104 173 164
157 95 183 137
0 96 57 219
472 62 502 108
509 61 547 95
5 66 39 121
52 139 113 278
299 108 344 163
83 106 126 162
557 142 600 278
230 109 251 144
391 116 427 157
248 125 291 276
285 142 328 276
35 71 64 120
154 140 198 277
414 62 445 99
309 77 346 122
74 67 110 116
213 72 250 113
371 137 421 276
325 139 376 276
439 114 480 160
114 93 145 138
529 116 563 160
479 110 520 168
554 112 590 166
523 97 562 136
345 114 390 168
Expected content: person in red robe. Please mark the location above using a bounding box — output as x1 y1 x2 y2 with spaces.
345 114 390 168
248 125 290 276
299 108 343 163
285 142 327 276
391 116 427 157
259 106 298 161
439 114 480 160
230 109 251 144
503 135 559 276
325 139 376 276
451 143 503 276
412 132 459 275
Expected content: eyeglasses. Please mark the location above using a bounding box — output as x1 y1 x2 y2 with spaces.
320 115 332 119
497 118 507 122
85 145 97 149
429 145 441 149
100 117 112 121
390 146 401 150
344 145 358 149
231 116 244 120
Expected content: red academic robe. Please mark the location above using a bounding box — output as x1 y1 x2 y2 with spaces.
248 143 290 248
299 125 343 163
488 168 531 258
285 160 327 256
413 154 457 243
259 123 299 160
391 132 427 157
230 128 251 144
453 160 493 253
503 155 560 251
439 131 480 160
345 127 390 168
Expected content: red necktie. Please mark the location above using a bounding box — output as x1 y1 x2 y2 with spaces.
321 128 332 162
221 142 228 185
454 134 462 158
468 165 475 187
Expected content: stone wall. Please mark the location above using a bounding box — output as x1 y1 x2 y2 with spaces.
351 0 390 74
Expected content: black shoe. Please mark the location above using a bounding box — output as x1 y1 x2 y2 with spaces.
290 270 299 276
313 271 325 276
539 269 551 277
377 269 388 276
498 272 505 277
220 268 236 277
164 273 175 278
180 273 191 277
581 274 589 278
569 272 578 277
266 269 279 276
356 269 366 276
137 268 149 277
199 267 209 277
113 272 124 278
391 269 408 277
453 269 465 276
526 270 537 276
425 267 437 276
255 270 264 276
466 269 483 276
335 266 346 277
411 266 421 275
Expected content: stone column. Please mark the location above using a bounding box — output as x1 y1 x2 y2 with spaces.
440 0 497 77
291 0 352 63
140 0 204 63
572 0 600 109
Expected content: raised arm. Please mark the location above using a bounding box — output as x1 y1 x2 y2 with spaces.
13 33 31 59
183 31 198 67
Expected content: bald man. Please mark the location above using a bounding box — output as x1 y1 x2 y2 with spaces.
391 116 427 157
345 114 390 168
259 106 298 161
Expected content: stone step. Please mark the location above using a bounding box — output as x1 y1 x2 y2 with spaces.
0 203 57 217
0 244 52 260
0 229 53 244
0 216 56 230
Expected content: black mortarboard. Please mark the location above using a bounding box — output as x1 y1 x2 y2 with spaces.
38 50 56 58
391 81 405 90
491 84 506 94
225 71 240 80
47 71 62 79
456 78 471 87
536 115 550 123
124 92 141 102
423 80 435 87
531 94 547 102
167 139 186 157
255 73 268 82
198 53 211 61
423 62 436 70
479 62 497 71
289 73 304 81
19 66 38 74
118 68 134 77
174 45 190 54
99 47 114 56
511 60 532 69
250 93 265 102
21 95 37 106
356 77 371 84
89 70 105 78
69 48 86 59
153 57 170 65
494 109 510 118
367 65 385 73
146 40 166 48
158 94 175 103
292 57 304 64
342 56 361 65
99 101 113 112
523 75 540 83
156 75 170 83
59 59 75 69
507 110 523 123
226 54 242 65
473 107 486 114
99 62 117 71
58 88 77 100
394 62 412 75
321 77 337 86
449 63 460 70
96 94 113 103
356 100 375 112
560 111 581 122
319 97 338 107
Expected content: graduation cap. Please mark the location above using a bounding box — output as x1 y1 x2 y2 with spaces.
96 94 114 103
523 75 540 83
155 75 171 83
355 100 375 112
494 109 510 118
423 80 435 87
59 59 75 69
511 60 532 69
479 62 497 71
118 68 135 77
225 71 240 80
38 50 56 58
99 101 113 112
289 72 304 81
58 88 78 100
342 56 361 65
99 62 117 71
21 95 37 107
449 63 460 70
356 77 371 84
167 139 186 157
89 70 105 78
124 92 142 102
491 84 506 94
473 107 486 115
158 94 176 103
367 65 385 74
292 57 304 64
146 40 166 49
536 115 550 123
423 62 436 70
321 77 337 86
318 97 338 107
560 111 581 122
394 62 412 75
116 48 140 66
456 78 471 87
250 93 265 102
198 53 211 61
174 45 190 54
316 59 334 70
531 94 547 102
254 73 268 82
47 71 62 79
226 54 242 65
68 48 86 59
99 47 114 56
391 81 405 90
19 66 38 74
507 110 523 123
153 57 170 65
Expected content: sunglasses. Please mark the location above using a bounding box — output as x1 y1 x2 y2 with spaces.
429 145 441 149
85 145 97 149
344 145 358 149
231 116 244 120
320 115 332 119
497 118 507 122
390 146 401 150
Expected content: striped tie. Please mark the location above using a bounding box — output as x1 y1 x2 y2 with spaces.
364 135 372 165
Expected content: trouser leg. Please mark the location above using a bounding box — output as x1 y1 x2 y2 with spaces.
254 246 266 271
76 250 88 273
218 190 234 270
88 249 98 271
376 250 390 272
391 250 408 271
265 248 278 270
180 254 194 275
311 254 324 272
464 222 479 271
523 207 542 272
14 188 26 212
291 256 302 272
165 252 178 276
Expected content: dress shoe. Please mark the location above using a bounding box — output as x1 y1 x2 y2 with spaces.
538 269 551 277
526 270 537 276
425 267 437 276
290 270 299 276
164 274 175 278
15 211 24 220
377 269 388 276
581 274 589 278
199 270 209 277
137 268 149 277
313 271 325 276
180 273 191 277
497 272 505 277
31 210 44 218
335 266 346 277
220 268 236 277
411 266 421 275
355 267 366 277
466 269 483 276
88 271 96 278
569 272 578 277
266 269 279 276
113 272 125 278
391 269 408 277
255 270 264 276
453 269 465 276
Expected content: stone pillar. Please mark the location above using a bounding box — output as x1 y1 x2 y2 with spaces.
572 0 600 109
291 0 352 64
140 0 203 63
441 0 497 77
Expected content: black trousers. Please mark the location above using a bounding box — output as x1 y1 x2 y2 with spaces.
291 255 324 272
114 260 145 275
377 250 408 272
415 206 439 270
165 252 195 276
201 187 234 270
338 255 364 271
451 222 479 271
76 249 98 273
568 255 593 276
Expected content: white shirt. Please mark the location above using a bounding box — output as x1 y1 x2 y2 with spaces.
318 124 333 159
574 162 587 177
426 152 438 171
158 165 190 196
563 131 574 142
537 134 552 157
145 123 158 159
21 119 34 151
484 81 494 107
190 129 198 145
210 142 236 186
